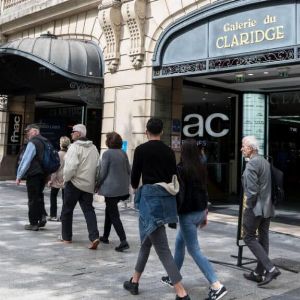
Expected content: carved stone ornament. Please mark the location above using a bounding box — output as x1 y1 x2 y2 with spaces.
0 95 8 112
121 0 146 69
98 0 122 73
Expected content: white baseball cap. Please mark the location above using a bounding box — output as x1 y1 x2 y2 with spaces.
72 124 87 137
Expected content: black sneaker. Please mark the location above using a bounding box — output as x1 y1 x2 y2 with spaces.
258 267 281 287
24 224 39 231
38 215 47 228
161 276 173 287
206 285 227 300
115 241 129 252
99 236 109 244
123 277 139 295
243 271 263 283
175 295 191 300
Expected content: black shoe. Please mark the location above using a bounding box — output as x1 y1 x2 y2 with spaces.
99 236 109 244
115 241 129 252
243 271 263 283
161 276 173 287
38 215 47 228
206 285 227 300
24 224 39 231
258 267 281 286
123 277 139 295
175 295 191 300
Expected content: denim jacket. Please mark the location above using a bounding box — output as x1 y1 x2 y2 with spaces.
135 184 178 243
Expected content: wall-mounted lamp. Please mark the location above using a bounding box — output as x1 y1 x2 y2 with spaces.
278 67 289 78
235 73 245 83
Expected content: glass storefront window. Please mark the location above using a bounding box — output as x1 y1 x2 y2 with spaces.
269 92 300 208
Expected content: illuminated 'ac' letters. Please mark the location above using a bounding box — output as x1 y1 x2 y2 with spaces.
183 114 204 137
183 113 229 137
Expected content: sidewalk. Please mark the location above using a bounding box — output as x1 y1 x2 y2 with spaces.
208 205 300 238
0 181 299 300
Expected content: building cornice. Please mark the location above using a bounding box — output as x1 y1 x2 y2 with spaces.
0 0 100 35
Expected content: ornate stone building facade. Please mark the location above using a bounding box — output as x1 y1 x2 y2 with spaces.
0 0 215 178
1 0 299 210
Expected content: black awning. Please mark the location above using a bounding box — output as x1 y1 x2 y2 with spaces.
0 37 104 94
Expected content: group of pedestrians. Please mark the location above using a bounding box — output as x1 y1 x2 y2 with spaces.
15 118 280 300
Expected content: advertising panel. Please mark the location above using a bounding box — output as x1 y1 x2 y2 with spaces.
242 93 266 155
7 113 22 155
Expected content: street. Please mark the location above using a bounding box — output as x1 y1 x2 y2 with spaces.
0 181 299 300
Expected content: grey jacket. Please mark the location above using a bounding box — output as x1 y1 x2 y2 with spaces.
242 154 275 218
98 149 131 197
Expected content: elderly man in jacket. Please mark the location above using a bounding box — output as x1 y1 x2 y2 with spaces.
241 135 281 286
16 124 48 231
61 124 100 250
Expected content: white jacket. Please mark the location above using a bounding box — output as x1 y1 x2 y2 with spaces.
63 139 99 193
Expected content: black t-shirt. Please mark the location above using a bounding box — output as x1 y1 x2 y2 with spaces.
131 140 176 189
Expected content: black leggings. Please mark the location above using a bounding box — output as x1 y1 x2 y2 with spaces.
50 187 64 218
103 197 126 242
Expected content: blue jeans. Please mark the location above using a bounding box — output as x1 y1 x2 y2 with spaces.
174 210 218 284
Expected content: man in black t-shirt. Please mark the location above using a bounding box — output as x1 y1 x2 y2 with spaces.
124 118 190 300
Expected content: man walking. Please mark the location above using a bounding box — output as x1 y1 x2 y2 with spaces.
123 118 190 300
61 124 100 250
241 135 281 286
16 124 48 231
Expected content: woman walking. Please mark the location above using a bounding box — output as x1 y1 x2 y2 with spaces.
48 136 70 221
96 132 130 252
161 139 227 300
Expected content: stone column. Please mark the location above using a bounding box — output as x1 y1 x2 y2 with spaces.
98 0 173 161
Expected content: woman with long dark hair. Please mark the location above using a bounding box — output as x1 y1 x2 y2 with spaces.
162 139 227 300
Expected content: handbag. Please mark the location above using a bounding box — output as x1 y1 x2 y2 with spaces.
94 158 101 191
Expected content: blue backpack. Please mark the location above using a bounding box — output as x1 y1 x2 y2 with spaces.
38 138 60 174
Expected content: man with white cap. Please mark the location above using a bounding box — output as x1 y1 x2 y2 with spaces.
61 124 100 249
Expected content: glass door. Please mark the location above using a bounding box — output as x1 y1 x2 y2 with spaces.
269 92 300 209
182 85 238 202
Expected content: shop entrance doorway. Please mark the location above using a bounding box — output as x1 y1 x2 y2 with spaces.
35 88 102 151
182 83 239 202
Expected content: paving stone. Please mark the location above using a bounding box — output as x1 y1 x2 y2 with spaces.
0 182 300 300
